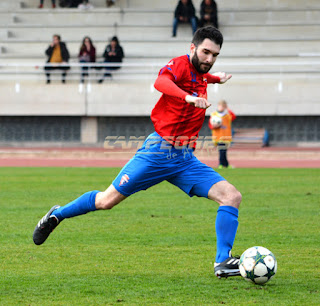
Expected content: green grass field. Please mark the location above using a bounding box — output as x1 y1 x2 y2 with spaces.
1 167 320 305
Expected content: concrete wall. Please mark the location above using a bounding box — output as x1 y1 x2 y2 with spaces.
13 0 320 9
0 78 319 117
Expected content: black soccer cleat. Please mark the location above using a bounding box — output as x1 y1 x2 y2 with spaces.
33 205 60 245
214 255 241 278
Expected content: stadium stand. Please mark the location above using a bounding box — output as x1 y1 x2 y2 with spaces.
232 128 267 148
0 0 319 144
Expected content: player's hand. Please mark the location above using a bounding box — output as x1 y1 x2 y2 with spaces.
214 72 232 84
185 95 211 109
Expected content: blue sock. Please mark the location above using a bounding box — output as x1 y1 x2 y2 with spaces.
51 190 100 222
215 206 239 263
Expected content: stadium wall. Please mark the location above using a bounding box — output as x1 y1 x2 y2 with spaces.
1 79 319 116
0 116 319 145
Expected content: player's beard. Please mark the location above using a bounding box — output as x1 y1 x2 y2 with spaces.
192 49 213 74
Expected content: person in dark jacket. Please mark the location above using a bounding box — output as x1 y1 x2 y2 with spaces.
172 0 197 37
199 0 218 29
98 36 124 83
78 36 96 83
44 35 70 84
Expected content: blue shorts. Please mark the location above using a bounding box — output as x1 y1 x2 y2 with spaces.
112 132 225 198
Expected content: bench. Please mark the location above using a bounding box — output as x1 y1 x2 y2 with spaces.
232 128 268 148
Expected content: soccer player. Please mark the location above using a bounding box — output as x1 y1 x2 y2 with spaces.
33 26 242 278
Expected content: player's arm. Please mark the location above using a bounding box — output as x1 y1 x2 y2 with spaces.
207 72 232 84
154 72 211 109
228 108 236 121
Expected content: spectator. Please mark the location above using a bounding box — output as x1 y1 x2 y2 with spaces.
59 0 82 7
106 0 116 7
38 0 56 8
44 35 70 84
78 36 96 83
98 36 124 83
172 0 197 37
209 100 236 169
199 0 218 29
78 0 93 9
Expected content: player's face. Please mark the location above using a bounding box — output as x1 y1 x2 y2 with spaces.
190 39 220 74
217 103 226 112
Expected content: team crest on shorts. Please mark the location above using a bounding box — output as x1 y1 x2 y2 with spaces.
119 174 130 186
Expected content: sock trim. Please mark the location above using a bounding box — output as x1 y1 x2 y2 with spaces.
217 205 239 217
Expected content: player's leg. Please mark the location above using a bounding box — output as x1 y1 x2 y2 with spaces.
199 180 241 277
33 185 126 245
207 181 241 261
218 142 228 168
33 132 168 245
52 184 126 221
168 155 241 277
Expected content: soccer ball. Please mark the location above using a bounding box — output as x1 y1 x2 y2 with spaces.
210 115 222 126
239 246 277 285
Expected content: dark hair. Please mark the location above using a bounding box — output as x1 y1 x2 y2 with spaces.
111 36 119 44
53 34 61 41
192 26 223 48
80 36 94 52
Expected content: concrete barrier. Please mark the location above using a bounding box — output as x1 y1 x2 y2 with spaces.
3 10 320 26
18 0 320 10
5 24 320 41
0 77 319 116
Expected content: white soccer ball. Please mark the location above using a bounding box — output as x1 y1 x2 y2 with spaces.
210 115 222 126
239 246 277 285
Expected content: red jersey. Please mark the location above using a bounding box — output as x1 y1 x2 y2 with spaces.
151 55 220 147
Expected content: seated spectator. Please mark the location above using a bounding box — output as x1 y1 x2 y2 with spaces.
78 0 93 9
78 36 96 83
98 36 124 83
106 0 116 7
44 35 70 84
59 0 82 7
172 0 197 37
199 0 218 29
38 0 56 8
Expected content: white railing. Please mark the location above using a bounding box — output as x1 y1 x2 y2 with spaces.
0 60 320 82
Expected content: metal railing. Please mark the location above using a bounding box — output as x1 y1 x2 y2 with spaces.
0 60 320 82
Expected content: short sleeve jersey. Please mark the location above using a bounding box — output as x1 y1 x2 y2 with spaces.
151 55 216 147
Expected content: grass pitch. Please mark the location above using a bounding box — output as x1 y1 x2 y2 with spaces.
1 167 320 305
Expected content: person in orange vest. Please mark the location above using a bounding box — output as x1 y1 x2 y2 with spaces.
209 100 236 169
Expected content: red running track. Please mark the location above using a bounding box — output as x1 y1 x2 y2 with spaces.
0 158 319 168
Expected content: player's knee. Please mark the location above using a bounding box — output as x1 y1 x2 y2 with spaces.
95 187 125 210
95 192 115 210
219 188 241 208
229 190 242 208
95 197 115 210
